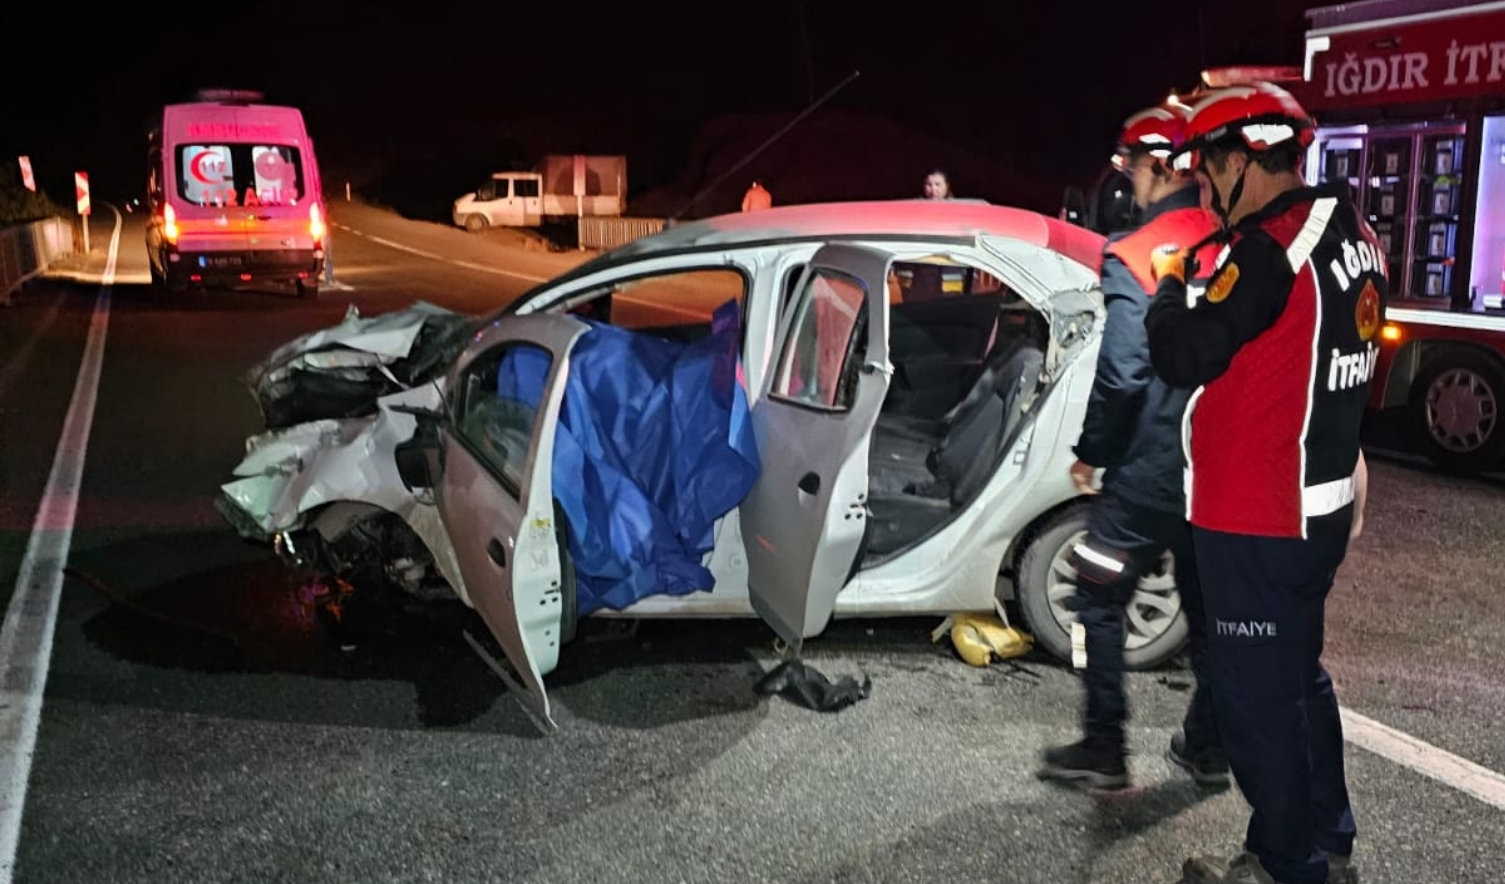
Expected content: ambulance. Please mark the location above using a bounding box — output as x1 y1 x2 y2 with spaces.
145 89 326 299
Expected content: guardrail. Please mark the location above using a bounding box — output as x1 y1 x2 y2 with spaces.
1 216 78 303
577 215 666 251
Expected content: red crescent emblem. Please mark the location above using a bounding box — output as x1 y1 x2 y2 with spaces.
189 150 224 184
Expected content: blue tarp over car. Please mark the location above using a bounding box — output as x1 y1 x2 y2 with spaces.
497 300 760 615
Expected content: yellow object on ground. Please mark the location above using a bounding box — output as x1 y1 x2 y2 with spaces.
931 613 1033 667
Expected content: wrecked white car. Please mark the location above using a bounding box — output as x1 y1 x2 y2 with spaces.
218 200 1189 728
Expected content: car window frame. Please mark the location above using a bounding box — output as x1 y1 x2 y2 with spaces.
448 339 555 500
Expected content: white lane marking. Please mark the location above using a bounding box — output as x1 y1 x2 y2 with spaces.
1343 708 1505 811
0 206 120 881
333 222 549 283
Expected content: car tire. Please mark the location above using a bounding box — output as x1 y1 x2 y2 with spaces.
464 214 488 233
1408 347 1505 474
296 278 320 300
1016 503 1188 671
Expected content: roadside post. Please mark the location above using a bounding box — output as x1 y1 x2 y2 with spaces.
74 171 91 254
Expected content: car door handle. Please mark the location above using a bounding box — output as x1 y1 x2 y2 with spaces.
798 472 820 495
486 537 507 567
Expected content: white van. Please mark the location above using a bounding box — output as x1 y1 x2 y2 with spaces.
145 89 326 298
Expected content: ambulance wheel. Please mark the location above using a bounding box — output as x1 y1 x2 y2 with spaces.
296 279 320 300
1016 504 1188 671
1409 348 1505 474
463 214 488 233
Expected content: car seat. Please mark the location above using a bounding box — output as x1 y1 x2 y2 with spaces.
927 336 1044 506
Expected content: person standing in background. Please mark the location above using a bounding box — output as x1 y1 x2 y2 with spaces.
922 169 952 199
741 181 772 212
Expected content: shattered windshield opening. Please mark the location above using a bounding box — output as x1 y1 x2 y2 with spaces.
177 143 306 207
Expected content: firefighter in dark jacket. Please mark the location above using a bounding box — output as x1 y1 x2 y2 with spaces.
1145 82 1376 884
1038 100 1226 791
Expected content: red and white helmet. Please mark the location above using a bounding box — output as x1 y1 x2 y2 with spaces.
1112 101 1189 171
1171 81 1315 172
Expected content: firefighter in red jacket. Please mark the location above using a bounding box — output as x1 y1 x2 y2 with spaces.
1038 100 1227 792
1146 82 1377 884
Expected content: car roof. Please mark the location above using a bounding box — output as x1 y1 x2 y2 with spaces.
610 200 1105 272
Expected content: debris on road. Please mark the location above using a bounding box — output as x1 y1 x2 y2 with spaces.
753 659 871 712
931 612 1033 667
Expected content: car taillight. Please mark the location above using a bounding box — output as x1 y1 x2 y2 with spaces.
309 203 325 243
163 204 179 244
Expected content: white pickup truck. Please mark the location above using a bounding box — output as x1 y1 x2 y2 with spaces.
452 154 626 230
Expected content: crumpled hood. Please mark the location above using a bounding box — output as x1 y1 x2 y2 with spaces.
247 300 475 430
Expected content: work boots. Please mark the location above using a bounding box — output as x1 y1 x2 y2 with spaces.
1167 731 1231 787
1182 850 1360 884
1325 853 1359 884
1181 852 1281 884
1038 736 1129 790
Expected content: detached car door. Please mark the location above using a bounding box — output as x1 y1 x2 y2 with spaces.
436 313 587 731
740 243 893 652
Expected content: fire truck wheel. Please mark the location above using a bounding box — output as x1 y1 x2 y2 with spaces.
1408 348 1505 474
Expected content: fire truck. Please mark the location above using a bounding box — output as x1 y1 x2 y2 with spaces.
1066 0 1505 474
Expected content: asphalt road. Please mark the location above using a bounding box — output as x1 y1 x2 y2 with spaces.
0 205 1500 884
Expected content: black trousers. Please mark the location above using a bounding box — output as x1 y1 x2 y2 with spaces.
1193 517 1358 884
1071 492 1217 752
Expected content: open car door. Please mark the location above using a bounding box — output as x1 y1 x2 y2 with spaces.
435 313 587 732
740 243 893 652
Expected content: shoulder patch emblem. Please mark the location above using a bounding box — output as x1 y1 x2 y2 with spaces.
1356 280 1381 341
1205 262 1240 303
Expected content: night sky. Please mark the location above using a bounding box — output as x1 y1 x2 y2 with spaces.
1 2 1317 215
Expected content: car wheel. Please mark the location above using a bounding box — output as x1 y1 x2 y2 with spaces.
1408 348 1505 474
1016 504 1188 671
464 214 488 233
296 278 320 300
